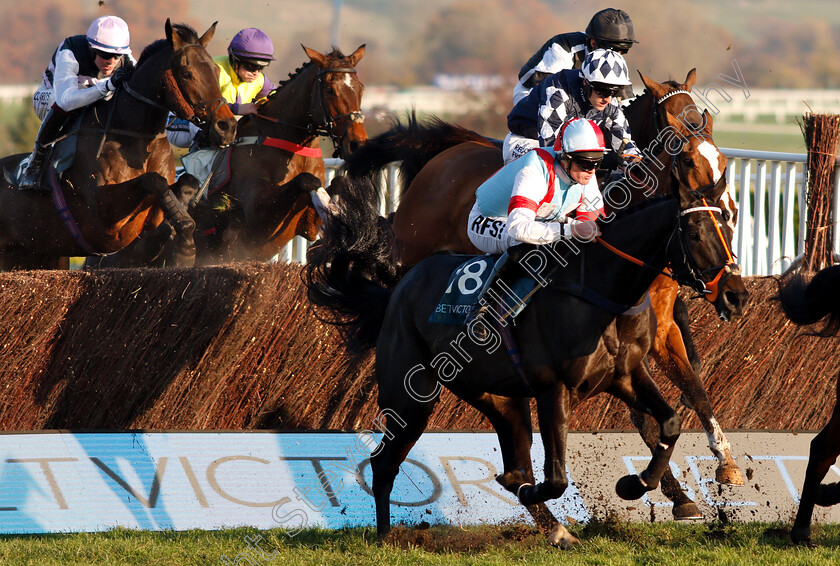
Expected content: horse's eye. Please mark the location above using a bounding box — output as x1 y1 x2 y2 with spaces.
181 70 193 80
688 231 700 241
721 210 731 222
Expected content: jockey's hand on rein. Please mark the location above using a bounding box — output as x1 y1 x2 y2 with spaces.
107 68 130 91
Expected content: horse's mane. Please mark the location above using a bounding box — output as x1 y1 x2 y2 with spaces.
270 47 348 94
135 23 199 67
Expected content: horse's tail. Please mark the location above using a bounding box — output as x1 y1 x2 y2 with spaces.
341 110 495 197
303 174 401 353
777 264 840 337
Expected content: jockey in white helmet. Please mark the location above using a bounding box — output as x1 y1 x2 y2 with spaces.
22 15 134 189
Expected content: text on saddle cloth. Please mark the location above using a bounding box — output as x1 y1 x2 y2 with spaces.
428 255 537 326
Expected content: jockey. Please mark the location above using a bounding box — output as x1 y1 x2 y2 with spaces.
468 117 606 256
167 27 278 149
467 118 607 319
504 49 641 171
21 15 134 188
513 8 637 106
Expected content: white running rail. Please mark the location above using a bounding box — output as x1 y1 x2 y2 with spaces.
283 151 840 276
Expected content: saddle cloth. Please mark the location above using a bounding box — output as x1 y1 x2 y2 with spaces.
428 255 537 325
179 146 232 196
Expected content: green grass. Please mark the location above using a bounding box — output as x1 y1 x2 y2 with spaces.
2 522 840 565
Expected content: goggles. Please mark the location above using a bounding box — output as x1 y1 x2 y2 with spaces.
237 59 269 73
589 82 622 98
594 40 633 55
93 49 122 61
571 155 603 172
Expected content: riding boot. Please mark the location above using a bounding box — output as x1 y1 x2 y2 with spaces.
467 251 512 329
19 107 68 189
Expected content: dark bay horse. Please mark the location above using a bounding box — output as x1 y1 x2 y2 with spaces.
0 20 236 270
305 172 741 546
338 70 749 518
778 265 840 545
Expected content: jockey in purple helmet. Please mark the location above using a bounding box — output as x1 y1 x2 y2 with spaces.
22 15 134 188
167 27 278 149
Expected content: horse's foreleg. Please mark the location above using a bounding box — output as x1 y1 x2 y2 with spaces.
652 297 744 486
792 375 840 546
516 386 578 548
463 393 572 546
152 180 196 266
629 407 703 520
611 364 681 501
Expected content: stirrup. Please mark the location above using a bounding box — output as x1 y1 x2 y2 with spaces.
18 164 43 189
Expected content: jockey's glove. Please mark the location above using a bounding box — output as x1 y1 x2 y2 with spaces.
107 68 130 92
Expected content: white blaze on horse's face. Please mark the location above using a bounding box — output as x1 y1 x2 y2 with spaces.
697 141 723 184
698 140 738 230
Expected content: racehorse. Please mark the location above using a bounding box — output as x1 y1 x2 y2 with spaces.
191 44 368 264
778 265 840 545
337 70 749 518
90 44 367 268
304 170 741 546
0 20 236 270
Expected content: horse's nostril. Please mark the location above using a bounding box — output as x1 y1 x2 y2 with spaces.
218 121 230 132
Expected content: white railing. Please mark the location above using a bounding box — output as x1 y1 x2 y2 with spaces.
283 151 840 276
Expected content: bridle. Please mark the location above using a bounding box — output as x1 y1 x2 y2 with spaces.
596 195 739 305
250 65 364 158
123 45 226 129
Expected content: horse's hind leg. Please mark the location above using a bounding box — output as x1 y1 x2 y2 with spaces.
463 393 574 547
652 287 744 486
792 374 840 545
371 361 440 539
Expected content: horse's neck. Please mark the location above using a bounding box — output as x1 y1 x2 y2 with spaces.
625 92 658 150
111 53 171 133
241 64 319 142
584 199 679 304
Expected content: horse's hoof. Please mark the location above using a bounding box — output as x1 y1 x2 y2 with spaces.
790 526 815 547
615 474 649 500
672 502 704 521
716 462 745 486
547 524 579 549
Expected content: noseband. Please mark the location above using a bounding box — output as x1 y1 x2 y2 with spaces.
669 200 740 303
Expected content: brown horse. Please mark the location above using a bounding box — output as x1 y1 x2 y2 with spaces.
778 265 840 545
338 70 749 519
87 44 367 268
188 44 367 264
0 20 235 270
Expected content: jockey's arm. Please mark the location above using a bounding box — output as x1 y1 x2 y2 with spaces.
53 49 113 112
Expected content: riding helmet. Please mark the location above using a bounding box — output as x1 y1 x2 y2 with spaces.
555 118 607 162
86 15 131 55
585 8 637 51
580 48 631 86
228 28 276 63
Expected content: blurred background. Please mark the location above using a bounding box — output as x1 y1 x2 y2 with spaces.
0 0 836 155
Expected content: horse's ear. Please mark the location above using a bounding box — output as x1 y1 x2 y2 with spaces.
682 68 697 91
302 44 328 68
165 18 173 44
349 44 366 66
638 72 667 100
702 109 714 135
199 21 218 48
